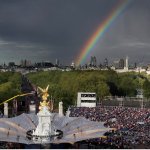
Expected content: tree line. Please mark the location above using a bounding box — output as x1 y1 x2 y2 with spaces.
0 70 150 110
27 70 150 110
0 72 21 103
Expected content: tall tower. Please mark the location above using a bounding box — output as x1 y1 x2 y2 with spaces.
90 56 94 66
126 56 128 68
90 56 97 67
55 59 59 66
93 56 97 67
124 56 129 71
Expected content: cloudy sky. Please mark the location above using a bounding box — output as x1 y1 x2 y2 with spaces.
0 0 150 65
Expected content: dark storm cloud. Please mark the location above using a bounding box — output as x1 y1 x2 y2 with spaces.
0 0 150 65
0 0 118 64
93 0 150 65
0 0 117 43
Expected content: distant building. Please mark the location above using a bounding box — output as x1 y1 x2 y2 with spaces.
124 56 129 71
70 61 75 69
134 63 137 68
103 58 108 67
77 92 96 107
55 59 59 66
3 63 7 68
113 58 124 69
90 56 97 67
113 60 120 69
118 59 124 68
35 61 54 68
20 59 32 67
8 62 15 67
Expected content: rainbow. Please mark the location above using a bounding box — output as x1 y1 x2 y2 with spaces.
76 0 131 65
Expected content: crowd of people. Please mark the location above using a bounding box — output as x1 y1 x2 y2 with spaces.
69 106 150 148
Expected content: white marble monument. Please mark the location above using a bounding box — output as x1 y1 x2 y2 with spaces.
32 85 58 143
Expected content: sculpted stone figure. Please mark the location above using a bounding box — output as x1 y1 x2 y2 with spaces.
38 85 50 111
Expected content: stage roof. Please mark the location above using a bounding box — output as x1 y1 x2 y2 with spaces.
0 113 111 144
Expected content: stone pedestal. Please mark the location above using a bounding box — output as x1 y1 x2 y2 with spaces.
32 106 56 143
4 102 8 118
59 101 63 116
29 104 36 114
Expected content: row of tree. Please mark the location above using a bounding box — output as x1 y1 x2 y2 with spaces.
0 70 150 110
27 70 150 110
0 72 21 103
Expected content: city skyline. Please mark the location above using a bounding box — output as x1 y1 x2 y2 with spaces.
0 0 150 65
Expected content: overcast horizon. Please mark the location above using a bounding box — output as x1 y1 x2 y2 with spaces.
0 0 150 65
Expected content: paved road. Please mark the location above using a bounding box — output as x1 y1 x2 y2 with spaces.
19 75 40 114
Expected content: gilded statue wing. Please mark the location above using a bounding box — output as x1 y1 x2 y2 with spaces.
38 86 44 93
46 85 49 92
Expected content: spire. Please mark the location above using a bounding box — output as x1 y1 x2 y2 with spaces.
124 56 129 71
126 56 128 68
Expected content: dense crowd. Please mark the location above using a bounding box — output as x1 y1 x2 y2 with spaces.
69 106 150 148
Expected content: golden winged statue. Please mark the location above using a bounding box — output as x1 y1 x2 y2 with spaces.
38 85 50 111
